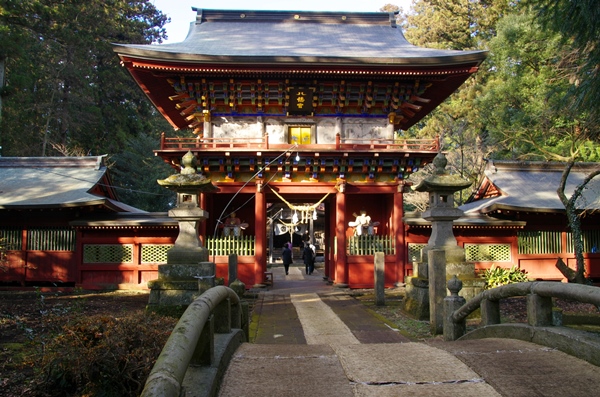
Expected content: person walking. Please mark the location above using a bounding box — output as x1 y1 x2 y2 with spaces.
282 243 293 275
302 243 315 275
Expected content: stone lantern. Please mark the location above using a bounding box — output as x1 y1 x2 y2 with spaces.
148 151 217 311
403 152 483 333
416 152 472 266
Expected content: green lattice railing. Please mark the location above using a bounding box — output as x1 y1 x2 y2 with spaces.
27 228 76 251
517 230 562 255
0 228 22 251
407 243 427 262
347 235 395 255
141 244 173 263
83 244 133 263
566 230 600 254
464 243 511 262
206 235 255 256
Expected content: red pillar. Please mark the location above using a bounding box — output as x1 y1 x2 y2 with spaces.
254 182 267 287
335 186 348 286
324 200 333 280
394 186 405 283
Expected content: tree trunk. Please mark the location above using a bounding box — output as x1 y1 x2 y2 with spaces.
556 161 600 284
0 56 4 156
555 257 586 284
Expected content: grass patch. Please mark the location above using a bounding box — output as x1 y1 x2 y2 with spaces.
361 299 433 340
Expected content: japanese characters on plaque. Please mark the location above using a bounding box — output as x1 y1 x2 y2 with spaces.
288 87 315 115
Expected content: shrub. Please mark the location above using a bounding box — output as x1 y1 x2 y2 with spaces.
37 312 177 397
481 265 530 289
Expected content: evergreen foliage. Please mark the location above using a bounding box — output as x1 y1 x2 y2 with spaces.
108 133 176 212
400 1 600 282
2 0 599 218
0 0 172 209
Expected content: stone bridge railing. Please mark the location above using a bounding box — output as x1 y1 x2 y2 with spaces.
444 279 600 366
141 286 248 397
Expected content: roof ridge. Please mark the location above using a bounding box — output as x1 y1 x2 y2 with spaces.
0 156 106 169
192 8 397 26
488 160 600 173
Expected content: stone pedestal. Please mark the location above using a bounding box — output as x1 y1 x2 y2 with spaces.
403 274 430 320
428 249 447 334
147 262 215 309
374 252 385 306
447 261 486 302
147 204 216 313
402 257 430 320
403 258 485 321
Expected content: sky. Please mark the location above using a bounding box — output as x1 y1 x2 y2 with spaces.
151 0 412 43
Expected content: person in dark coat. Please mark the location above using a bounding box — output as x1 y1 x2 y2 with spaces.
282 243 293 275
302 243 315 275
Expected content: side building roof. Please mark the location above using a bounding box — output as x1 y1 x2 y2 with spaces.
0 156 145 212
461 160 600 214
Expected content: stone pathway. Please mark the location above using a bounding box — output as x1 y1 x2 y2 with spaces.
217 264 600 397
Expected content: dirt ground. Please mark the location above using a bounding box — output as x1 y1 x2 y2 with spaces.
0 290 152 397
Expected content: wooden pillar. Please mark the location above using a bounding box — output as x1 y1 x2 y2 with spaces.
199 192 208 245
75 229 84 286
132 238 141 286
268 215 274 263
394 185 405 283
326 200 334 280
254 182 267 286
335 186 348 286
0 56 4 149
203 111 212 139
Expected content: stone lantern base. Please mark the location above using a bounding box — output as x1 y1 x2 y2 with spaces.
403 275 430 320
147 261 216 315
403 261 485 321
146 238 216 314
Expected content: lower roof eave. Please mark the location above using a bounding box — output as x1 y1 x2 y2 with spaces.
0 199 109 211
116 50 488 70
481 203 568 215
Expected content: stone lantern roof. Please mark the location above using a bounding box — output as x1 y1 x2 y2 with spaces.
414 152 472 194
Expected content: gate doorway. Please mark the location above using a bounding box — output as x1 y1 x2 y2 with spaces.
267 201 327 264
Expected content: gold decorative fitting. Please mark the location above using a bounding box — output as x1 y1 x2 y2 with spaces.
388 112 396 124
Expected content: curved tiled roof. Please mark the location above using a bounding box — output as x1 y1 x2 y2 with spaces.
0 156 145 212
114 9 486 66
113 9 487 132
461 161 600 214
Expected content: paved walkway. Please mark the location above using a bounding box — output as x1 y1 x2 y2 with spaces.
218 264 600 397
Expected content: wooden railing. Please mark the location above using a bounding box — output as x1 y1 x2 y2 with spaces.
347 235 396 255
159 133 439 152
206 236 255 256
161 135 267 150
